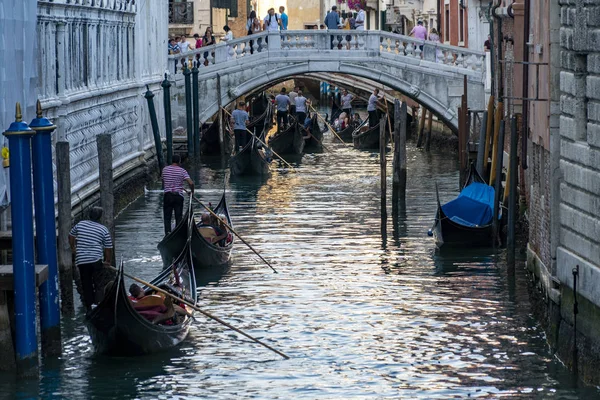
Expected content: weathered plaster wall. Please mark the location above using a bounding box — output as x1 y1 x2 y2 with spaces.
0 0 38 207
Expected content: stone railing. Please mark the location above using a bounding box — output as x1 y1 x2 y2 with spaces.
167 30 486 76
37 0 135 12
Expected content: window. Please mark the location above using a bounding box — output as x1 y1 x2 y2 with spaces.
459 6 464 43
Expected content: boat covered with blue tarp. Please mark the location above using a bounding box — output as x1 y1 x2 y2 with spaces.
433 164 498 247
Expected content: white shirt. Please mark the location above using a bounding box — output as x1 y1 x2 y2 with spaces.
295 96 308 113
264 13 279 31
355 9 366 30
179 40 190 52
367 94 378 112
223 31 233 42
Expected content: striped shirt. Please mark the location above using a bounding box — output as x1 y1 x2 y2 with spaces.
69 221 113 265
162 165 191 196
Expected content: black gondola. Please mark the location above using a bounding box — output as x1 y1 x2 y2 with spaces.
86 242 197 356
229 134 272 176
158 194 234 269
330 97 342 122
268 117 304 155
338 119 367 142
304 114 324 151
352 119 383 150
432 164 498 248
199 111 234 156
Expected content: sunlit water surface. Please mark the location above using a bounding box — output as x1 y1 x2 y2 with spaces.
3 134 599 399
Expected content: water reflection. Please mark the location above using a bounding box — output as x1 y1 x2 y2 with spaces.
10 133 599 398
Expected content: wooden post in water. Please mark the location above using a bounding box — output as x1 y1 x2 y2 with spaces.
96 134 116 268
380 116 387 223
476 111 488 176
489 102 504 186
507 116 518 265
483 96 495 176
183 65 194 159
217 74 225 159
411 106 417 139
56 140 74 316
459 76 469 188
458 106 464 188
425 110 433 152
392 100 407 197
492 120 506 245
416 107 426 148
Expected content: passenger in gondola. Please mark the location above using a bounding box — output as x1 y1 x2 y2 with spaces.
353 113 363 126
128 284 145 301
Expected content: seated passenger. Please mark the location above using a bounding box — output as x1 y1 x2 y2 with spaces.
197 212 218 242
211 214 229 246
304 114 312 130
338 112 348 129
353 113 362 126
128 283 145 301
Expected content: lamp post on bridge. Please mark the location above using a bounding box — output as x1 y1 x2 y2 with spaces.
29 100 61 356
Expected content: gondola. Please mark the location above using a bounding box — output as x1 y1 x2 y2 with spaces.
352 119 383 150
229 134 272 176
432 164 498 248
330 97 342 122
268 117 304 155
199 111 234 156
158 194 234 269
338 119 367 142
86 242 197 356
304 114 324 151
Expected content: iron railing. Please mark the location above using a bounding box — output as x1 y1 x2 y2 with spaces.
169 2 194 25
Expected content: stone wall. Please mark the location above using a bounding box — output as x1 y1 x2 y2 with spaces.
36 0 167 209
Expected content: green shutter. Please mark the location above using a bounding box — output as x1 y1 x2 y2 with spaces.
213 0 238 18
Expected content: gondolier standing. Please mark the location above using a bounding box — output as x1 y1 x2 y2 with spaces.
69 207 113 310
162 154 195 234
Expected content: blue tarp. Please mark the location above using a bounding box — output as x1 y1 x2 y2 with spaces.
441 182 496 227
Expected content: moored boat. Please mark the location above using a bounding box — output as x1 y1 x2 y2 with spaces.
86 242 197 356
199 111 234 156
432 164 498 248
352 120 383 150
158 194 234 269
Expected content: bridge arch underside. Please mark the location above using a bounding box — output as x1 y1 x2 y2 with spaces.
196 59 485 133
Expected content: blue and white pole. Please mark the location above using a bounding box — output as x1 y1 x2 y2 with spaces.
3 103 38 377
30 100 61 356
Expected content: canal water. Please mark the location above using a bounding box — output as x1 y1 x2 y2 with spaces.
4 135 600 399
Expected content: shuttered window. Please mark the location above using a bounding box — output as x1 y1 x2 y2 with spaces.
213 0 238 18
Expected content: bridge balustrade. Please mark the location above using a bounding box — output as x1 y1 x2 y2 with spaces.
168 30 486 77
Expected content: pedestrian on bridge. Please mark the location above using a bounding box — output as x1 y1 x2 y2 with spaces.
279 6 288 30
324 6 342 49
263 8 281 32
162 155 195 235
69 207 113 311
354 4 366 30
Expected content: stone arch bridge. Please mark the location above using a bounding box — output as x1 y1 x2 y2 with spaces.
168 30 487 132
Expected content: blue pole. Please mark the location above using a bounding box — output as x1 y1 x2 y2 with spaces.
30 100 61 356
3 103 38 377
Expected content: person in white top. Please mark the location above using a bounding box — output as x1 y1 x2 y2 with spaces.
263 8 281 32
179 36 190 52
221 25 233 59
354 4 366 30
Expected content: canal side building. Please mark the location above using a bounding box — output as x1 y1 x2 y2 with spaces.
0 0 168 229
489 0 600 383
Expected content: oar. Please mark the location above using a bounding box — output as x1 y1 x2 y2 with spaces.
189 193 279 274
222 107 296 172
310 105 350 146
106 265 289 359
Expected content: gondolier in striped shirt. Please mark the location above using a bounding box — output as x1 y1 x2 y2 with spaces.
162 154 195 234
69 207 113 310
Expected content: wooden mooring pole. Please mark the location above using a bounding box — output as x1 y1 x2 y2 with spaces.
217 74 225 159
161 73 173 165
96 134 116 269
492 120 506 245
425 110 433 152
183 64 194 159
56 141 74 316
507 116 518 265
416 107 426 148
380 116 388 226
392 100 407 197
476 111 488 176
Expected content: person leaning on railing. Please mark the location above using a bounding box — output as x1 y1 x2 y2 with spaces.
201 27 216 66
